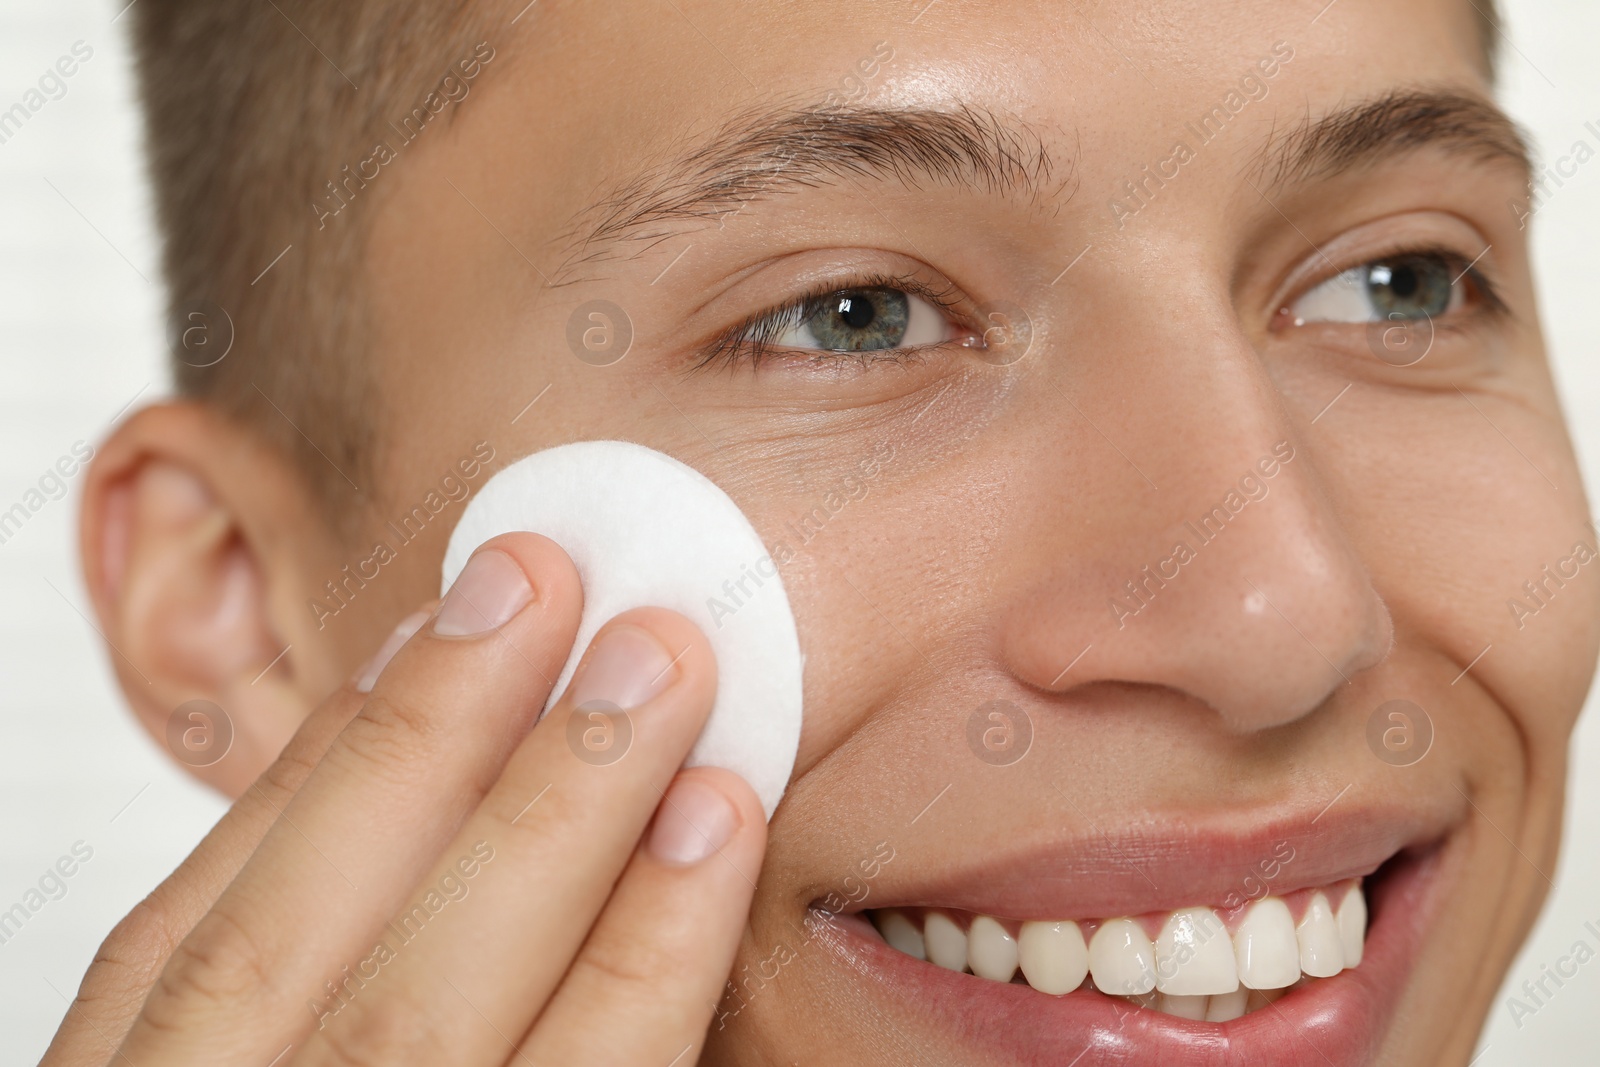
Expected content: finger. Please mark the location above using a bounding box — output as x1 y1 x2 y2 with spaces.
118 534 583 1064
294 607 717 1067
39 613 425 1067
519 767 766 1067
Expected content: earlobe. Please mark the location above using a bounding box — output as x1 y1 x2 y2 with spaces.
81 402 338 797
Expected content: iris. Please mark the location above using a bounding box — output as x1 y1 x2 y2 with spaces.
802 288 911 351
1366 255 1455 321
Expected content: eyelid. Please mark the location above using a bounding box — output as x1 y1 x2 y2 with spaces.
1260 208 1501 314
690 267 979 372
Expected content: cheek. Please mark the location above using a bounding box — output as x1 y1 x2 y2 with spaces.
1332 381 1600 756
758 458 1017 778
664 365 1021 782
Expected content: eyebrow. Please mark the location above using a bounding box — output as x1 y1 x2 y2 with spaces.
553 89 1531 283
551 103 1067 284
1255 88 1532 189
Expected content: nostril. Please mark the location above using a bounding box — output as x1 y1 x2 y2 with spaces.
1349 596 1396 676
1211 681 1329 734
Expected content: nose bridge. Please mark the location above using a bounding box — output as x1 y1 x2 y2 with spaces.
1001 298 1392 731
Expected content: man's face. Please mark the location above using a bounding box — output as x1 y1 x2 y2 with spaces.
331 0 1599 1061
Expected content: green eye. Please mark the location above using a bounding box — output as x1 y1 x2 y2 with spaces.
1365 257 1456 320
797 289 911 351
1290 252 1470 324
741 284 955 355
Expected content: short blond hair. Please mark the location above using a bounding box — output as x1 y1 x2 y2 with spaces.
134 1 512 515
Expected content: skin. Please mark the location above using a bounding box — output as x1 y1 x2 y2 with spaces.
48 0 1600 1063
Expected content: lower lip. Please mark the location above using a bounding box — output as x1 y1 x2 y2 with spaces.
821 844 1446 1066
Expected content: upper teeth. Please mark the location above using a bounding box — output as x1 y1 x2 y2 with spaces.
871 880 1366 1022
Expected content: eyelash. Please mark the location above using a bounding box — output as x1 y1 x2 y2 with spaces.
692 270 969 371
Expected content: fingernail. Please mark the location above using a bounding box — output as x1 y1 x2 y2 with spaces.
565 624 680 711
434 550 534 636
355 610 431 693
649 776 740 865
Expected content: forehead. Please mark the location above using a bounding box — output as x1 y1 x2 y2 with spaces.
492 0 1489 213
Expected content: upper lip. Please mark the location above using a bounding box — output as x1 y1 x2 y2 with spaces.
845 792 1463 920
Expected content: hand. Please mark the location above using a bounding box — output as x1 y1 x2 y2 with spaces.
43 533 766 1066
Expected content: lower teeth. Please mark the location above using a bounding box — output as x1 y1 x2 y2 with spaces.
1117 980 1299 1021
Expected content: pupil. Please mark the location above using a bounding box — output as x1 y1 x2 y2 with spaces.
1389 266 1419 299
837 294 877 330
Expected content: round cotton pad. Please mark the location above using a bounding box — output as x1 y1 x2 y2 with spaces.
441 440 803 818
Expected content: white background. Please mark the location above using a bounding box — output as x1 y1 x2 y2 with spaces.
0 1 1595 1064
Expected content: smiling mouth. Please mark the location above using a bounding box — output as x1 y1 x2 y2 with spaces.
866 875 1368 1022
807 794 1460 1066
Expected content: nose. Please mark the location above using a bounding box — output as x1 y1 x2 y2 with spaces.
998 311 1393 732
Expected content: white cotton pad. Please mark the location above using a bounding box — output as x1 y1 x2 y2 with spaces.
441 440 803 818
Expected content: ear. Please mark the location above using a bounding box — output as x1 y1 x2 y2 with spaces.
80 401 354 797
